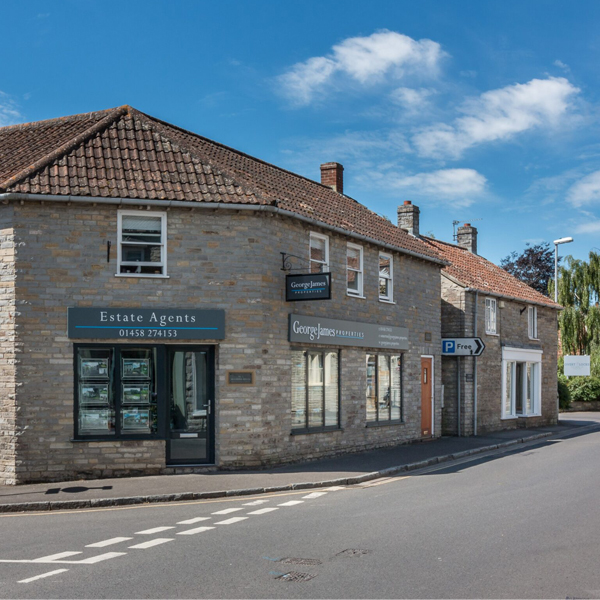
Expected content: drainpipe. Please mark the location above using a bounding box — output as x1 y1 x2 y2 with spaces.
457 357 461 437
473 291 478 436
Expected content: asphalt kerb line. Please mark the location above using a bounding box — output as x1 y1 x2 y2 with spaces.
1 424 596 514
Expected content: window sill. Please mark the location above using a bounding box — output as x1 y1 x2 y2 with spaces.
528 337 540 341
291 426 342 436
347 292 366 299
485 332 499 337
501 414 541 420
366 419 404 428
379 298 395 304
115 273 170 279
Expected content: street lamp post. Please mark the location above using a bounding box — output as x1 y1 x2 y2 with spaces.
553 237 573 303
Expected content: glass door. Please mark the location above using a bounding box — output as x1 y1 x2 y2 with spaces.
167 347 214 465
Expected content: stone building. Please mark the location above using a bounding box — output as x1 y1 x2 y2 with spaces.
399 201 560 436
0 106 445 484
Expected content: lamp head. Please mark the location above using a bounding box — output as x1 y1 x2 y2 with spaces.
553 237 573 245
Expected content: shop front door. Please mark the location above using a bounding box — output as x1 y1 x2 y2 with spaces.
167 347 215 465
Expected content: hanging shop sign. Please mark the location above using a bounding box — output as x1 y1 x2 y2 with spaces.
68 308 225 340
286 273 331 301
289 314 408 350
564 355 590 377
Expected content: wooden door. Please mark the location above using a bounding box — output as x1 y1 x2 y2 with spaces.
421 357 433 437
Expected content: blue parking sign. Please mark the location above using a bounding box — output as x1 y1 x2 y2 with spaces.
443 340 456 354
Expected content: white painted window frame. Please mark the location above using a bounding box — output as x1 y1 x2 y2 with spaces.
379 252 394 302
346 242 364 297
485 297 497 334
309 232 329 273
117 210 168 278
528 306 538 339
501 347 543 419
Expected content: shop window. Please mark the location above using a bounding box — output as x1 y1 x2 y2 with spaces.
309 232 329 273
379 253 393 302
291 350 339 432
528 306 538 339
117 211 167 276
502 348 542 418
75 346 159 439
366 354 403 423
485 297 497 334
347 243 363 297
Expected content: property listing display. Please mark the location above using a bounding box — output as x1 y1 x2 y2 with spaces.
75 347 158 437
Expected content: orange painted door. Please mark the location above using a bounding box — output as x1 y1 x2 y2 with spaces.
421 357 433 437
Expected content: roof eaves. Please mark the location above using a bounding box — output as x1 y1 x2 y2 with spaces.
463 287 562 310
0 106 129 191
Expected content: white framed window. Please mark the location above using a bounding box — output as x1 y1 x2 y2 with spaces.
501 347 542 418
117 211 167 277
528 306 538 339
485 297 497 334
379 252 393 302
309 232 329 273
347 243 363 297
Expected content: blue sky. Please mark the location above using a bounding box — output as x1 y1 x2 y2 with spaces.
3 0 600 264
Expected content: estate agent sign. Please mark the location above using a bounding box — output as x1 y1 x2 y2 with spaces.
564 355 590 377
289 314 408 350
286 273 331 301
68 308 225 340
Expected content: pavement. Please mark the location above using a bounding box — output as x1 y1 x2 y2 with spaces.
1 412 598 513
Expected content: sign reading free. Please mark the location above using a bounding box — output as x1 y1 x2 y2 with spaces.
442 337 485 356
68 308 225 340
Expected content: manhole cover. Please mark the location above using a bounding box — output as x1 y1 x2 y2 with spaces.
276 571 316 582
279 557 322 566
336 548 372 557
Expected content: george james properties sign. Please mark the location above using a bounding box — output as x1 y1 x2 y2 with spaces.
289 314 409 350
285 273 331 301
68 308 225 340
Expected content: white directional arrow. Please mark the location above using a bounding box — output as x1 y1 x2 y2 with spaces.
442 338 485 356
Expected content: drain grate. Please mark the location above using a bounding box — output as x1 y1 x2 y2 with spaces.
276 571 316 582
279 557 322 566
336 548 372 557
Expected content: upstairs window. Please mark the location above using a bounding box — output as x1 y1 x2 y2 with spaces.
379 253 393 302
118 211 167 276
485 297 497 334
309 233 329 273
347 243 363 297
528 306 538 339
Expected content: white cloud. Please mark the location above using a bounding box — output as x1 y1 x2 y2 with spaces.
554 59 570 72
390 87 435 114
575 220 600 234
277 30 446 106
413 77 580 159
566 170 600 207
0 92 22 126
388 168 487 206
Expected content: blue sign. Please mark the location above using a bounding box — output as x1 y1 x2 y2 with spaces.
441 337 485 356
443 340 456 354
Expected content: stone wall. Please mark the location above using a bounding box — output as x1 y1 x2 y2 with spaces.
4 201 442 484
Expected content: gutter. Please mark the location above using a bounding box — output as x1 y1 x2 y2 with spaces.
462 286 562 311
0 193 448 268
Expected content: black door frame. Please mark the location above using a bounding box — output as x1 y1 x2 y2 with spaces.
165 345 216 466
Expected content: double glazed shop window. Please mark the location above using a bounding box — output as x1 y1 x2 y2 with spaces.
366 354 403 423
76 347 158 438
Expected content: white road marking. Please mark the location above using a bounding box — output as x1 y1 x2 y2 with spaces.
247 507 279 515
78 552 127 564
302 492 327 499
129 538 174 550
278 500 304 506
32 552 81 562
135 526 175 534
324 486 346 491
212 507 244 515
177 517 211 525
214 517 248 525
177 526 215 536
86 537 132 548
243 499 269 506
19 569 68 583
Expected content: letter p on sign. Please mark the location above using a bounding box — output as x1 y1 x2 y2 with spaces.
443 340 455 354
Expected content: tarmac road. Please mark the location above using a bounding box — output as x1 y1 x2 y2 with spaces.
2 422 600 599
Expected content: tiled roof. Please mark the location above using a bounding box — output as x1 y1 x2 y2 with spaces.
0 105 442 264
423 237 560 309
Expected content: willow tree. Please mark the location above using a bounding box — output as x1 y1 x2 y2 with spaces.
550 252 600 362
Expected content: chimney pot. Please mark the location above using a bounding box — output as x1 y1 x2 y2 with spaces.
320 162 344 194
397 201 420 237
457 223 478 254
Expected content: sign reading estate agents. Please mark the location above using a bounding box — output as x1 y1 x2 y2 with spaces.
564 355 590 377
285 273 331 301
68 308 225 340
289 314 408 350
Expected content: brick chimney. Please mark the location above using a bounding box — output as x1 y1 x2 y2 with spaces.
397 201 420 236
320 162 344 194
457 223 478 254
